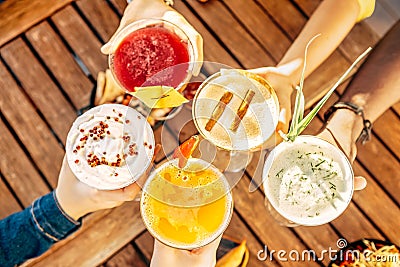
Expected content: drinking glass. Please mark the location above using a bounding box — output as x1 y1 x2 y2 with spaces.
108 18 196 121
140 158 233 250
192 68 280 172
262 135 354 227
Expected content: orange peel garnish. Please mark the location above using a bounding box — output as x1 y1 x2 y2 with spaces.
172 135 200 168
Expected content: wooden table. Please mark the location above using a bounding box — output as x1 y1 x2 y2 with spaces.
1 0 399 266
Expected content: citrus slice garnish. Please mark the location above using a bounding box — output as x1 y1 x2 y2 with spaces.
172 135 200 168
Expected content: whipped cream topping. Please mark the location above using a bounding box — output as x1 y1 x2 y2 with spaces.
66 104 155 190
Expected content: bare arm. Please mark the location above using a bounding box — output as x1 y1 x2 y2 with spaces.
320 20 400 167
278 0 361 86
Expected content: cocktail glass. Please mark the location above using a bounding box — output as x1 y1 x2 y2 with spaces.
192 69 280 172
108 18 196 120
262 135 354 227
140 158 233 250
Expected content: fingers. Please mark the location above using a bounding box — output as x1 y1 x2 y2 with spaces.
94 144 162 202
354 176 367 190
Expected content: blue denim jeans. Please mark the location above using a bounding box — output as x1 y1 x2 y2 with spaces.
0 191 81 267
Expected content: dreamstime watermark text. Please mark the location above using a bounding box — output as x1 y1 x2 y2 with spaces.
257 238 399 263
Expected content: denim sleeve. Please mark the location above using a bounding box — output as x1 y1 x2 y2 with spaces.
0 191 81 267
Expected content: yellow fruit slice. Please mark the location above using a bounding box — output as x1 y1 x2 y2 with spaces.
131 86 188 109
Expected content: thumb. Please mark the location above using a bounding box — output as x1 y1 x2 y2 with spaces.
354 176 367 190
101 42 113 55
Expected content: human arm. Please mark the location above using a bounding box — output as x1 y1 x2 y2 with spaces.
317 20 400 190
150 236 221 267
0 145 160 266
249 0 374 141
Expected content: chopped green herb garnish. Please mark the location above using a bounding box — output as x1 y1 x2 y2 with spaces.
315 159 326 167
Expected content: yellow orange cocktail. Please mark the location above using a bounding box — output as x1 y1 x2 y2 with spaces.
140 158 233 249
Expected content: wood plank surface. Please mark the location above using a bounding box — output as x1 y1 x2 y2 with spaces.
1 38 76 142
108 0 127 15
256 0 306 39
51 5 107 77
76 0 120 43
173 1 240 69
224 212 281 267
25 21 93 110
183 0 275 68
1 0 399 266
0 62 65 187
0 119 50 208
0 175 22 219
22 202 145 267
0 0 74 46
232 176 320 267
357 135 400 204
134 232 154 262
372 110 400 160
223 0 292 62
102 244 147 267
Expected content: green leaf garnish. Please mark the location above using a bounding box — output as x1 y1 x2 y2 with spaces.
285 35 372 142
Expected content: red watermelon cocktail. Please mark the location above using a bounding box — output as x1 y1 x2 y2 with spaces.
109 19 194 92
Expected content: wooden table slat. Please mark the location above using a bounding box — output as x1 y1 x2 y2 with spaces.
0 62 65 187
332 202 385 242
224 212 281 267
0 119 50 208
255 0 306 39
51 5 108 77
232 176 320 267
0 176 22 219
0 0 74 47
109 0 127 16
184 0 275 68
25 21 93 110
174 1 240 69
133 232 154 263
357 136 400 204
101 244 148 267
76 0 121 43
352 162 400 242
223 0 292 62
371 110 400 160
1 38 76 141
22 202 145 267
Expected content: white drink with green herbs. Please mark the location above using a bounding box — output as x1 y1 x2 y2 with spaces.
263 136 354 226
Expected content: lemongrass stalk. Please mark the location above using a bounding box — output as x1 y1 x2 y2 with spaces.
285 43 372 141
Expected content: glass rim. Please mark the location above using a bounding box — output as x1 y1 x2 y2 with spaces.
66 103 155 190
262 135 354 226
108 18 196 93
192 69 280 152
140 158 234 250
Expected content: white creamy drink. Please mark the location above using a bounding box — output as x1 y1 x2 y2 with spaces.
192 69 279 151
66 104 155 190
263 136 354 226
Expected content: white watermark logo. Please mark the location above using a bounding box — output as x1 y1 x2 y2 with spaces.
257 238 399 263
